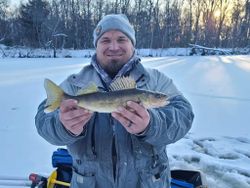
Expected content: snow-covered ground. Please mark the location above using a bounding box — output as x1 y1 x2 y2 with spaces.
0 56 250 187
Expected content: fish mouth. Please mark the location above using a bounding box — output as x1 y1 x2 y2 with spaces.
44 105 51 111
163 100 170 106
44 103 50 108
155 99 170 107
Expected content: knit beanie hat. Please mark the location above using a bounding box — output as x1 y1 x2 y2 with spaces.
93 14 136 47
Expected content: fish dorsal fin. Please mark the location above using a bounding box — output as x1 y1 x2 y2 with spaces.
76 83 99 95
109 76 136 91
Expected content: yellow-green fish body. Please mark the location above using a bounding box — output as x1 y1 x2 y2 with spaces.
44 77 169 113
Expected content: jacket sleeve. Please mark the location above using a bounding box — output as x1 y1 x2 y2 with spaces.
35 100 87 146
138 69 194 147
35 78 91 146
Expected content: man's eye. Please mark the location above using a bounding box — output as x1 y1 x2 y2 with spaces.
118 38 127 42
101 40 110 43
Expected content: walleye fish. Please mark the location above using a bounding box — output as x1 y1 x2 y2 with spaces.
44 77 169 113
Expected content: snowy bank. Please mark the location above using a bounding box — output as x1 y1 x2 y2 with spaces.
0 45 249 58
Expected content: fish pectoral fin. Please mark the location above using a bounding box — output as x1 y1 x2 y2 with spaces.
76 83 99 95
109 76 136 91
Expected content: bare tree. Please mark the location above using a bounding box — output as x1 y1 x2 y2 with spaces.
1 0 249 49
193 0 202 44
181 0 194 45
162 0 181 48
132 0 151 48
241 0 250 46
215 0 229 47
93 0 105 22
230 0 244 48
201 0 218 46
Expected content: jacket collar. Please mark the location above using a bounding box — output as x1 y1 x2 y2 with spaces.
91 53 142 87
68 55 149 90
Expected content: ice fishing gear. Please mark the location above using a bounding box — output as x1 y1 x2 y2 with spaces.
47 170 70 188
52 148 73 168
29 173 47 188
171 169 208 188
28 149 73 188
29 171 70 188
0 148 208 188
48 149 208 188
51 148 72 187
0 175 31 187
171 178 194 188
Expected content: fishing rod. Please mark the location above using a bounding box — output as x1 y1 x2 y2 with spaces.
0 175 31 187
0 172 70 188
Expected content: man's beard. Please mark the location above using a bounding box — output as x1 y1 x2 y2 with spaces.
102 59 125 78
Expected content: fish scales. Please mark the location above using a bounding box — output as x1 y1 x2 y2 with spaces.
44 77 169 113
70 89 149 112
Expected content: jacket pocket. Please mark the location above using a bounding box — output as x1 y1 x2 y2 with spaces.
138 164 169 188
131 137 170 188
70 170 96 188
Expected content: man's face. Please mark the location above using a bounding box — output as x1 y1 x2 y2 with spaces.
96 30 134 78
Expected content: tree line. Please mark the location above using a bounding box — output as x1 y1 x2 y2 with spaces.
0 0 249 49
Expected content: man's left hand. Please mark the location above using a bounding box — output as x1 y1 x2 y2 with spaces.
111 101 150 134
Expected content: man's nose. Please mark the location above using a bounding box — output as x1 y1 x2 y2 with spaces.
109 41 119 50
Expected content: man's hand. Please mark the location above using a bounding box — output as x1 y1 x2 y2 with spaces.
111 101 150 134
59 99 93 136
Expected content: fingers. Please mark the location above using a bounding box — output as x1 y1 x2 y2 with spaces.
126 101 149 119
111 101 150 134
66 113 92 135
60 99 78 113
111 111 144 134
118 101 149 124
59 99 93 135
61 111 92 127
61 106 90 121
111 112 131 126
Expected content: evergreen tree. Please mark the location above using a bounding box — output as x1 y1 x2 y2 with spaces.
19 0 50 47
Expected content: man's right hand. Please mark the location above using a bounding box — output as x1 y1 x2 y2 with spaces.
59 99 93 136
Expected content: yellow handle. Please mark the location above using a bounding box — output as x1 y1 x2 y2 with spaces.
47 170 71 188
51 179 70 187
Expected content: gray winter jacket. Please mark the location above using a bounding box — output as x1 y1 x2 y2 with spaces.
35 58 194 188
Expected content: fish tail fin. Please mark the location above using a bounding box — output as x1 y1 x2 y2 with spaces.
44 79 64 113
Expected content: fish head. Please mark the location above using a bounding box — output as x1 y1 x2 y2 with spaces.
143 91 169 109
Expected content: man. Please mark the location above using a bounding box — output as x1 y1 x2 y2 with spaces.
35 14 194 188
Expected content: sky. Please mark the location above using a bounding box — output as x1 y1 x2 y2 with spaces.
0 54 250 187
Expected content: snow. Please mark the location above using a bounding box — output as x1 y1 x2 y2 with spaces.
1 45 249 58
0 47 192 58
0 55 250 187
